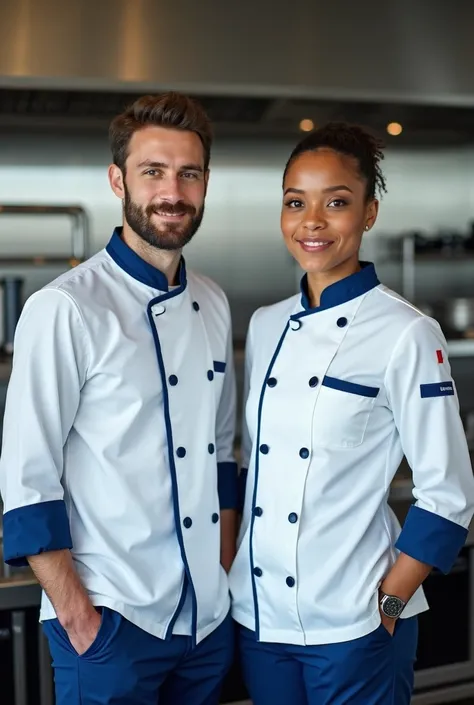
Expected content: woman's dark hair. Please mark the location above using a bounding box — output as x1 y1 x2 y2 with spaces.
109 92 213 173
283 122 387 201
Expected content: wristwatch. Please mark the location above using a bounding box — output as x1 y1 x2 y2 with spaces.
379 592 406 619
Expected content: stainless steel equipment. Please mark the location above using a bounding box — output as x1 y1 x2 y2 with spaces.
1 0 474 109
1 276 23 355
418 299 474 339
0 204 90 266
0 204 90 354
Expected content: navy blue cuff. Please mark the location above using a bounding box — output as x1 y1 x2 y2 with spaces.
395 505 468 574
238 468 248 514
217 462 239 510
3 500 73 567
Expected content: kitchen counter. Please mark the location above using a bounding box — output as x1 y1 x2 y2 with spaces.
0 570 40 610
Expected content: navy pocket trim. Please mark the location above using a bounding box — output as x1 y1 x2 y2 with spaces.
322 376 380 398
420 381 454 398
213 361 226 373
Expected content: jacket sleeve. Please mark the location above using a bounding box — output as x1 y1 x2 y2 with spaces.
238 312 256 513
0 288 89 566
385 315 474 574
215 302 238 510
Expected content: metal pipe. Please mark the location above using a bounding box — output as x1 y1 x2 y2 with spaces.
402 233 416 302
11 610 28 705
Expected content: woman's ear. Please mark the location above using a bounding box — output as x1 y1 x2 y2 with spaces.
364 199 379 231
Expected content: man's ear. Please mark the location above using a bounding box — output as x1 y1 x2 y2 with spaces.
108 164 125 200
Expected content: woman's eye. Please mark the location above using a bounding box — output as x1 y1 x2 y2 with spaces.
285 199 303 208
328 199 348 208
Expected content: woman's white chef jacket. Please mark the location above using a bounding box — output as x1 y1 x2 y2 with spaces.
230 262 474 646
0 229 238 646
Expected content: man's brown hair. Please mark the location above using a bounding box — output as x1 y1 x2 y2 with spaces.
109 92 213 172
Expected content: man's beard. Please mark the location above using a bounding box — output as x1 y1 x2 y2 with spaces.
123 184 204 251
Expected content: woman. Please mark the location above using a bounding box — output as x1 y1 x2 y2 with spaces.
229 123 474 705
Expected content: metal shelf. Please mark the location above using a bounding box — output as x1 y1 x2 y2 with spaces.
447 339 474 357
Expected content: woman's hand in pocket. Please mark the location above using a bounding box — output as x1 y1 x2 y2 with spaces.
379 610 397 636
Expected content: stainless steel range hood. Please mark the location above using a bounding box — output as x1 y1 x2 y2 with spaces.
1 0 474 106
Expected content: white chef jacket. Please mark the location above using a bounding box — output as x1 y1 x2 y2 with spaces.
230 262 474 646
0 228 238 646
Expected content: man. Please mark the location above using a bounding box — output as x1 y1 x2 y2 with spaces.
0 92 238 705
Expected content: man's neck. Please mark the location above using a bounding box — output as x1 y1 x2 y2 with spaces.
121 223 182 286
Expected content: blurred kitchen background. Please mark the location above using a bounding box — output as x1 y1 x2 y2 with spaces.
0 0 474 703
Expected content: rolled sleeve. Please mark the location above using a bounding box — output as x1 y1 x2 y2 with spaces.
386 316 474 573
218 462 239 510
3 500 73 566
395 505 468 574
238 467 249 514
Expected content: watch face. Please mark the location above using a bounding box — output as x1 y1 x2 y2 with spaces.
382 596 404 618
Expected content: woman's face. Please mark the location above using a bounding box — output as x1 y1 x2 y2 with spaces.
281 148 378 278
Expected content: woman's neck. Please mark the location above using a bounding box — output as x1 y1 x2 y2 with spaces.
307 258 361 308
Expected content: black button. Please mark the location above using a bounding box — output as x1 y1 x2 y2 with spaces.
260 444 269 455
337 317 348 328
299 447 309 459
253 567 263 577
169 375 178 386
309 376 319 388
176 447 186 458
288 512 298 524
290 319 302 331
207 370 214 381
193 302 200 311
212 513 219 524
183 517 192 529
208 443 215 454
286 576 295 588
254 506 263 517
267 377 277 388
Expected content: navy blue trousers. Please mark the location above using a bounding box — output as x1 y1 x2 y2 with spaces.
43 607 234 705
239 617 418 705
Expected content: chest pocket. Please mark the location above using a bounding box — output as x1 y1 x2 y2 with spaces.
312 376 379 449
211 360 226 402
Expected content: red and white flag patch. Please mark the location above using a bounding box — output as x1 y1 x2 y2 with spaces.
436 350 444 364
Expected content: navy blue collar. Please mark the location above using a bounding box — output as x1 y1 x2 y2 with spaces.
300 262 379 312
105 228 186 292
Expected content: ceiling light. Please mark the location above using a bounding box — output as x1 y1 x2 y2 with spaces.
299 119 314 132
387 122 403 136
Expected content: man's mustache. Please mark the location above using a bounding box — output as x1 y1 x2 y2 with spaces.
146 201 196 217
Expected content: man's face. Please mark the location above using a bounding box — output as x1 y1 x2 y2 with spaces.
118 126 208 250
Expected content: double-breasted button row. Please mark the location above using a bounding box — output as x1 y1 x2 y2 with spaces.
265 375 320 388
167 368 216 386
259 444 310 460
176 444 215 457
253 566 295 588
182 513 219 529
289 316 349 331
253 507 299 525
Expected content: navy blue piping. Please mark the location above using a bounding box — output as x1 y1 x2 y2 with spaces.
106 227 186 291
295 262 379 320
249 322 290 640
322 376 380 398
165 575 189 639
146 282 198 646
